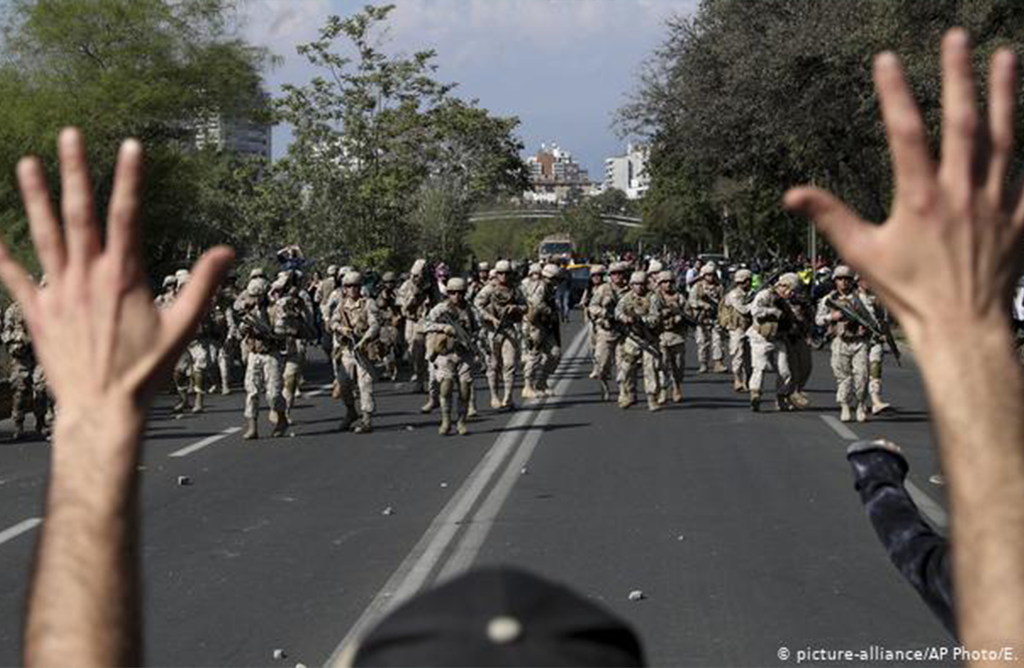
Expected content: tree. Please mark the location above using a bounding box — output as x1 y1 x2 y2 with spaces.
275 4 529 271
618 0 1024 259
0 0 274 278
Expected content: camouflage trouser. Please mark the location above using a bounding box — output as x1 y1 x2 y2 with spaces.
523 328 560 391
434 351 475 384
405 319 427 382
486 332 519 395
337 347 375 414
10 357 47 426
728 329 748 385
694 323 723 367
592 330 619 382
244 352 285 419
173 349 193 394
586 319 598 367
831 337 869 407
748 334 792 395
617 338 659 400
187 340 215 393
787 338 813 393
660 341 685 392
868 341 885 395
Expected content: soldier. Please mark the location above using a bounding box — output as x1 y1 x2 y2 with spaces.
587 262 629 401
650 270 688 404
468 261 490 302
212 279 240 395
784 280 815 409
522 264 563 399
235 277 288 439
720 269 754 392
615 271 662 411
815 265 871 423
375 271 402 382
581 264 606 374
397 259 434 396
747 273 800 412
475 260 526 409
2 297 48 439
170 270 194 412
186 280 228 414
316 264 339 360
688 262 727 373
330 272 380 434
271 272 316 421
859 278 893 415
425 277 481 435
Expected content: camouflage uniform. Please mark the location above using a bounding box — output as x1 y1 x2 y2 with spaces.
747 278 797 411
2 302 48 437
522 265 562 399
235 280 288 439
474 262 526 409
615 272 661 410
720 271 753 392
424 279 481 435
650 271 688 404
331 273 380 433
587 264 629 401
397 261 435 400
815 266 871 422
859 287 892 414
375 274 402 382
688 264 726 373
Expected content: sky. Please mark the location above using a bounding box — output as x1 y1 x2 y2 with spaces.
240 0 699 180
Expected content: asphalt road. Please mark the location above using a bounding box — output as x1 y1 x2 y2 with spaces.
0 313 954 667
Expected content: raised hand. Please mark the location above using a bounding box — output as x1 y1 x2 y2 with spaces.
785 30 1024 343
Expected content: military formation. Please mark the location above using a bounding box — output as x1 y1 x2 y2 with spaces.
0 255 908 442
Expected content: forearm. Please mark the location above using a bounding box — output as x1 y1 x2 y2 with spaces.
913 319 1024 651
24 405 144 668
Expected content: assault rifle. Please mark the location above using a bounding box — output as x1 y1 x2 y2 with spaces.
826 297 902 366
335 305 376 377
439 311 486 361
613 317 664 372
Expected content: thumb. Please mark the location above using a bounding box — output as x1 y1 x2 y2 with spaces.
784 187 874 266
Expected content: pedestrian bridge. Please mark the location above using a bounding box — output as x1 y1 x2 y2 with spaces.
467 209 643 229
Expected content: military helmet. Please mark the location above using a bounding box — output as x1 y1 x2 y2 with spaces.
411 258 427 276
609 261 630 274
733 269 752 283
777 273 801 289
528 263 542 276
542 263 561 279
249 267 265 279
657 270 674 284
343 272 363 287
648 259 664 274
833 265 854 279
590 264 606 276
382 271 397 283
326 264 338 277
447 277 467 293
478 261 490 272
700 262 717 276
247 277 268 296
630 271 647 285
494 260 512 274
162 275 176 288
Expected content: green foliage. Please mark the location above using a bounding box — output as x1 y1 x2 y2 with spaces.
0 0 274 278
275 4 530 272
618 0 1024 258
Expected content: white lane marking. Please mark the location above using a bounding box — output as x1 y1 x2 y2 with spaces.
820 415 858 440
436 331 588 582
0 518 42 547
819 416 948 529
905 479 949 529
303 383 336 399
168 427 242 458
325 325 589 667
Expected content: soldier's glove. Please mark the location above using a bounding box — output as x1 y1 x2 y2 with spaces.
442 324 455 335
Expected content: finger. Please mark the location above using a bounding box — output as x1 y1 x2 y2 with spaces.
939 29 980 193
16 158 66 277
159 246 235 355
58 128 102 269
874 52 935 195
988 48 1017 201
784 187 876 267
105 139 144 268
0 237 38 319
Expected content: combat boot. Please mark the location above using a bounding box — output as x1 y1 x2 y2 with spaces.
871 392 891 415
733 378 744 393
840 403 853 423
521 382 536 400
750 391 761 413
420 395 437 414
271 412 289 437
467 385 479 418
438 379 453 436
599 380 611 402
172 389 188 413
339 405 358 432
698 363 708 374
242 418 258 440
353 413 373 434
457 382 472 434
221 383 231 396
617 390 634 409
789 392 810 409
501 383 516 410
191 391 205 414
776 395 793 412
488 380 502 409
711 360 727 373
647 396 662 412
856 403 869 423
672 383 683 404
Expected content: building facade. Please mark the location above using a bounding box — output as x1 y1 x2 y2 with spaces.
524 142 593 205
604 143 649 200
194 91 273 160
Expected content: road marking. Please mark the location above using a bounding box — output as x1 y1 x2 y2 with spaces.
326 325 589 666
168 427 242 458
302 382 336 399
436 336 587 582
0 518 41 547
820 415 858 440
819 415 948 529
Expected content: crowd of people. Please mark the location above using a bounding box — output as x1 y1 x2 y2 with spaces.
7 28 1024 668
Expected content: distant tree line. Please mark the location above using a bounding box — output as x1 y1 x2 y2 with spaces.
618 0 1024 260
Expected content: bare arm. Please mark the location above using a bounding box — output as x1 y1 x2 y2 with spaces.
787 31 1024 660
1 129 232 667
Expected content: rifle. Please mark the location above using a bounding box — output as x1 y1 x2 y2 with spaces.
439 311 486 361
613 317 664 371
826 297 902 366
335 303 377 376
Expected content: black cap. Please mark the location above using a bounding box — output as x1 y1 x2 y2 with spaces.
353 566 645 667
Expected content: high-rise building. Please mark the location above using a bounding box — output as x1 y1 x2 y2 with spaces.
194 90 273 160
604 143 649 200
524 142 592 204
